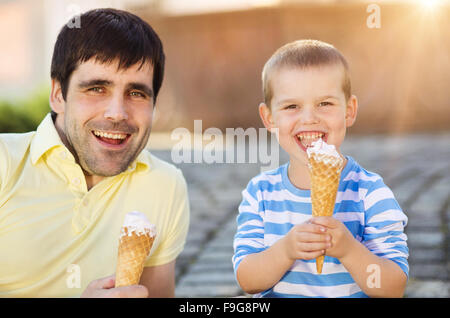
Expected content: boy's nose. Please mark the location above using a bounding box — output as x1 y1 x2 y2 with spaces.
104 95 128 121
299 106 319 125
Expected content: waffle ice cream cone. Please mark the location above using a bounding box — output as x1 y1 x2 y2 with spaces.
115 211 156 287
307 139 344 274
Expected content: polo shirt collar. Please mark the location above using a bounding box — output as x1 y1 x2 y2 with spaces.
127 150 151 173
30 113 151 172
30 113 66 165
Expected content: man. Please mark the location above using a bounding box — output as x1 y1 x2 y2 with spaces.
0 8 189 297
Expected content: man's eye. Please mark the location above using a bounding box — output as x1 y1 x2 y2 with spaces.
130 91 145 98
285 104 297 109
88 87 104 93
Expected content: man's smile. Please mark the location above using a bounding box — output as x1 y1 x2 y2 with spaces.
92 129 132 147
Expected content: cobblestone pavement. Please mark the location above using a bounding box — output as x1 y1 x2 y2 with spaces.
150 133 450 298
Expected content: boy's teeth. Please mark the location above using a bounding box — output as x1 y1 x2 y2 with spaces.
296 132 324 147
93 130 127 140
296 132 324 140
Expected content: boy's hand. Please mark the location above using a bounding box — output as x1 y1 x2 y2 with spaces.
310 216 356 260
281 222 332 261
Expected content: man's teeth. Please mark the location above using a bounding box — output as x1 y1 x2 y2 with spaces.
93 130 127 140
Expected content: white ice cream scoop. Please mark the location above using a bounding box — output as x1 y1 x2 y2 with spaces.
307 138 341 158
121 211 156 237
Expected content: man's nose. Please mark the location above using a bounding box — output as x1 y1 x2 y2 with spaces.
104 95 128 121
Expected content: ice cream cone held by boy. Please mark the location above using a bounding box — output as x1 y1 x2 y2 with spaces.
233 40 408 297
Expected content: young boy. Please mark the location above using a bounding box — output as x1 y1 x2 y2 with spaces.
232 40 408 298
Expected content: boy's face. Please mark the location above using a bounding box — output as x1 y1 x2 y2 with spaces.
50 58 155 177
259 63 357 166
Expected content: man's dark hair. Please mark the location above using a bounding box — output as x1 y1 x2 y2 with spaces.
50 8 165 104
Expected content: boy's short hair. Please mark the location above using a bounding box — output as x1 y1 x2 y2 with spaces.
51 8 165 104
262 39 351 106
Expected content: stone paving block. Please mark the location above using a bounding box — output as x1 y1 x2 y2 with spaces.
178 271 237 285
407 248 445 263
195 250 233 263
203 243 233 252
406 206 441 219
176 284 242 298
188 262 234 273
208 240 234 250
176 264 240 297
184 227 209 243
408 174 450 212
405 215 442 229
405 280 450 298
177 245 202 262
409 264 448 281
393 173 431 207
407 231 445 248
189 217 221 232
176 214 239 297
408 199 445 216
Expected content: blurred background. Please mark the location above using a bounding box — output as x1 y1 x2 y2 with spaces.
0 0 449 297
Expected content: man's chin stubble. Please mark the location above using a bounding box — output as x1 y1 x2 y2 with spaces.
80 155 131 178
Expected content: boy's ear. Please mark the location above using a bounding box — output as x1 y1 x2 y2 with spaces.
259 102 275 132
345 95 358 127
49 79 65 114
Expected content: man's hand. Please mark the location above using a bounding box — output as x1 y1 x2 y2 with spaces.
310 216 356 259
81 275 149 298
280 221 331 261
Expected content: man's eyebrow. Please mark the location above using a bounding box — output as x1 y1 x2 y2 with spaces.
77 79 113 88
126 82 153 98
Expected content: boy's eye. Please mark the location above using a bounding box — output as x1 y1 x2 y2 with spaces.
285 104 297 109
319 101 333 107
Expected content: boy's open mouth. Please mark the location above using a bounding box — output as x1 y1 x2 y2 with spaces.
92 130 131 146
296 131 326 149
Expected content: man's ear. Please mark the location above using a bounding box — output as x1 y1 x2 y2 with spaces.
259 102 275 132
49 79 65 114
345 95 358 127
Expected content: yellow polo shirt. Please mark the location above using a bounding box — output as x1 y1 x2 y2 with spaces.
0 113 190 297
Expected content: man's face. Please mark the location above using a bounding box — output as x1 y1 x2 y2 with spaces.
53 58 155 177
260 64 357 167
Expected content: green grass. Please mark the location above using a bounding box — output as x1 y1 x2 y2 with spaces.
0 85 50 133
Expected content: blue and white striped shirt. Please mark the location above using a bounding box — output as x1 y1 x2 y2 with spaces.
232 156 408 298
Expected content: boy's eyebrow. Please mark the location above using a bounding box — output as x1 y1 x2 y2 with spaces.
126 82 153 98
316 95 340 100
275 98 302 105
274 95 340 107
